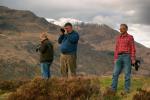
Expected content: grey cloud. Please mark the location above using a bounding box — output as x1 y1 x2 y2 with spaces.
1 0 150 25
1 0 150 47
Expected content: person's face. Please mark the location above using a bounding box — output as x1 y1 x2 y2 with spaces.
64 25 72 33
119 25 127 34
40 32 47 41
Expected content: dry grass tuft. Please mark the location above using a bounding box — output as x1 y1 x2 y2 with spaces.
8 77 101 100
133 88 150 100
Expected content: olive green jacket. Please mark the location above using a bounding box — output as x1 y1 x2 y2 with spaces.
39 39 54 63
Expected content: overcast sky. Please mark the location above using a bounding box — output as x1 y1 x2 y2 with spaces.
1 0 150 48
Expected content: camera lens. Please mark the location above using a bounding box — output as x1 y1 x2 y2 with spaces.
60 28 65 33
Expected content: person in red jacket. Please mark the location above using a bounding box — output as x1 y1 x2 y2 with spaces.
111 24 136 93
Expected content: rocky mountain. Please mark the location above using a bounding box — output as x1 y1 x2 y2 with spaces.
46 18 83 26
0 6 59 33
0 6 150 80
0 6 60 80
77 23 150 76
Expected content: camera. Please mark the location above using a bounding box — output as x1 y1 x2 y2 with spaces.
132 60 141 71
60 28 65 33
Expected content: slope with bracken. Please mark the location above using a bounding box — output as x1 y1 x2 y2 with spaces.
0 6 149 80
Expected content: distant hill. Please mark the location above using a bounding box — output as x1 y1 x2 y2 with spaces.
77 23 150 76
0 6 60 79
0 6 59 33
0 6 150 80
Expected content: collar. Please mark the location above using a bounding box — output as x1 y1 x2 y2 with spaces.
120 32 128 37
68 30 74 35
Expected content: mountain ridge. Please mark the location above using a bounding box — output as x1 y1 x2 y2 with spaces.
0 6 150 80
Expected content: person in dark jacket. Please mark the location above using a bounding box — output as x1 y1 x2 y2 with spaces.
58 23 79 77
37 32 54 79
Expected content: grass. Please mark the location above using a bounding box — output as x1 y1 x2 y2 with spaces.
100 75 144 92
0 75 149 100
0 80 30 100
100 75 150 100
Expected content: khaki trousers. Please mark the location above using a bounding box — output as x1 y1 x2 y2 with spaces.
60 53 77 77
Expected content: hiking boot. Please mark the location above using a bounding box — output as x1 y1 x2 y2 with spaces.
104 87 116 96
120 90 130 97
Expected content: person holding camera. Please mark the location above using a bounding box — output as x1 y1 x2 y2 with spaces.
36 32 54 79
111 24 136 93
58 22 79 77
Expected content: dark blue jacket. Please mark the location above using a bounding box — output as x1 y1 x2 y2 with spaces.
58 31 79 54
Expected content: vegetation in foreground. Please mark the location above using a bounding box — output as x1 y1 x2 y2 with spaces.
0 75 149 100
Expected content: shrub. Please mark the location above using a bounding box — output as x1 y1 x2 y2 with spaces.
8 77 101 100
102 87 121 100
0 80 29 91
133 88 150 100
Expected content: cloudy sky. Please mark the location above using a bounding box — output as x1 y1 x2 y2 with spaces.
1 0 150 48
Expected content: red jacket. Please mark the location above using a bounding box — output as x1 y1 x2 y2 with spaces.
114 33 136 61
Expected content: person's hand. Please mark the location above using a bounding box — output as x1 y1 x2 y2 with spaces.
114 59 117 64
40 32 47 42
131 59 136 64
40 37 45 42
64 29 67 34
